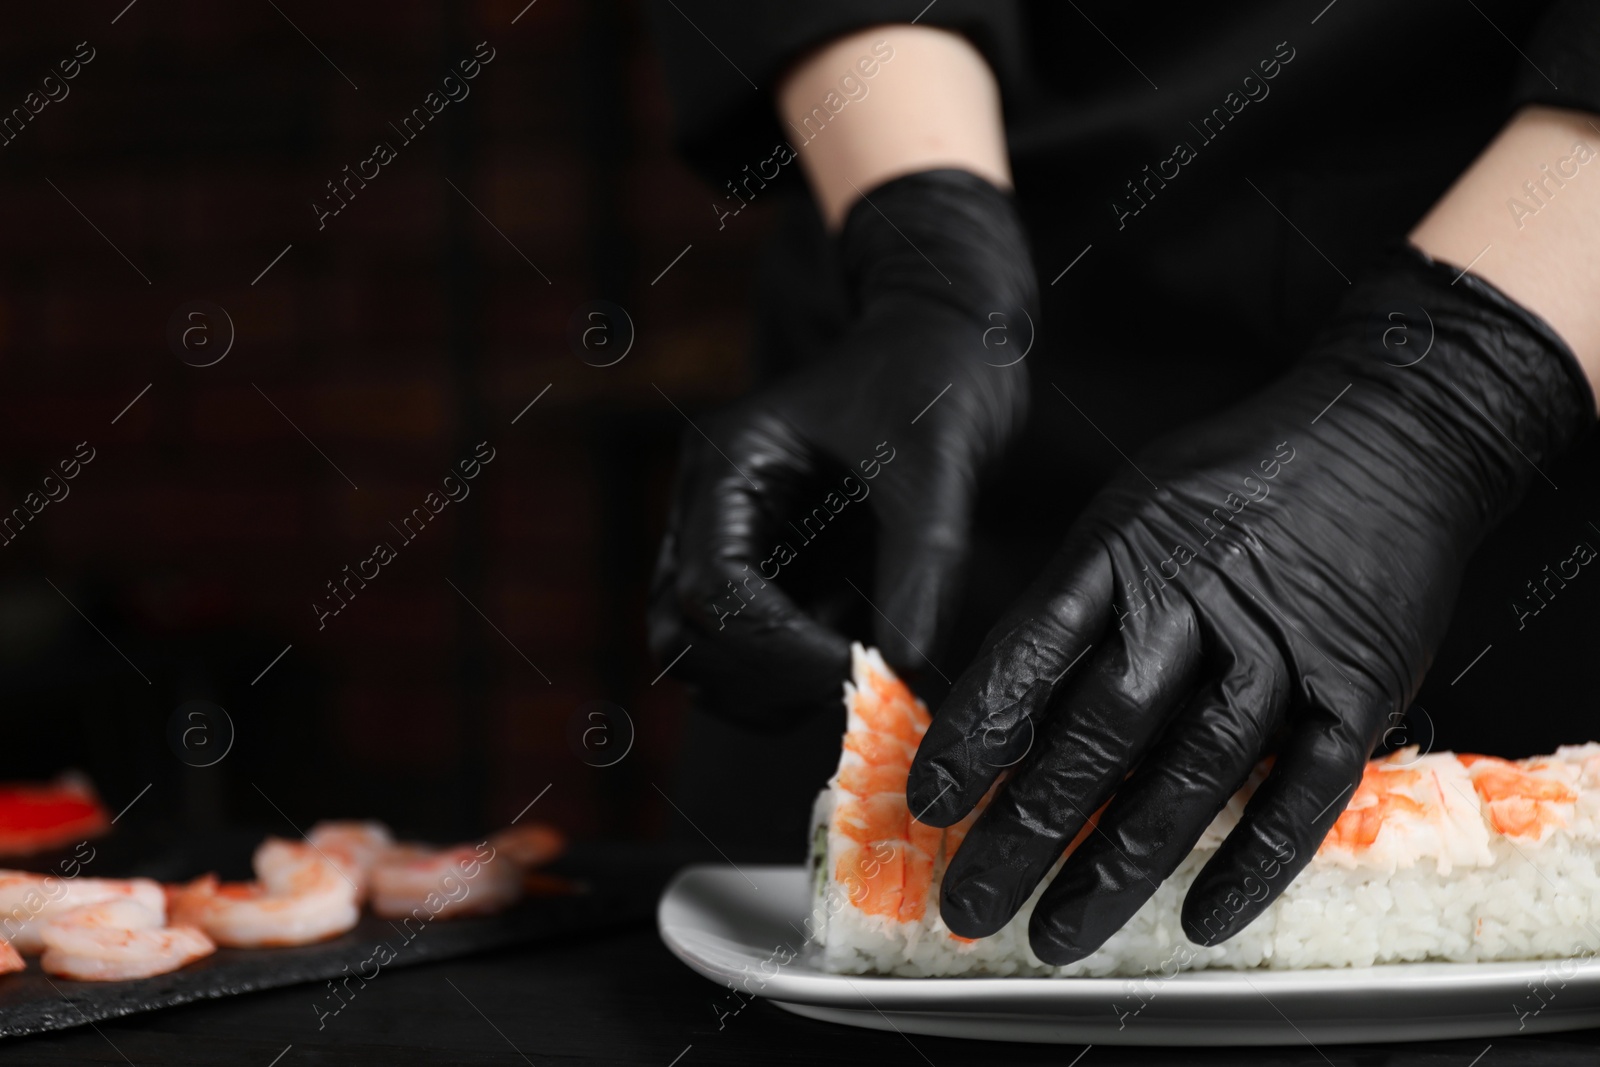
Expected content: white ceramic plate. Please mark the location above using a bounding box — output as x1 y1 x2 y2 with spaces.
658 864 1600 1046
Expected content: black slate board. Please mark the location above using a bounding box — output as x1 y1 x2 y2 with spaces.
0 861 649 1039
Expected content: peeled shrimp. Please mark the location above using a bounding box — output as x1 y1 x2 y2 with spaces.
369 841 520 920
824 646 941 926
0 938 22 974
0 872 164 954
39 899 214 982
306 820 394 901
486 824 564 870
169 838 358 948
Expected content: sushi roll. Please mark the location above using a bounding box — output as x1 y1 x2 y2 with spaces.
808 643 1600 976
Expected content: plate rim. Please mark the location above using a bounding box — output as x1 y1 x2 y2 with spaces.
659 863 1600 1012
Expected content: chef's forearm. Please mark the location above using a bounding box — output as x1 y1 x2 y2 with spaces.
776 25 1010 230
1410 105 1600 407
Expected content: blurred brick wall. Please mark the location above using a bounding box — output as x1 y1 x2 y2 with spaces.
0 0 771 843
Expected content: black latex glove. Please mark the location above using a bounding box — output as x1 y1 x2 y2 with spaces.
906 247 1594 962
649 170 1037 725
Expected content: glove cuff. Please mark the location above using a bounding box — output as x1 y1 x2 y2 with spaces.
1329 245 1595 524
1400 245 1598 431
838 168 1037 322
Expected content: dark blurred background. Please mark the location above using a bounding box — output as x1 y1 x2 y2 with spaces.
0 0 771 848
0 0 1595 868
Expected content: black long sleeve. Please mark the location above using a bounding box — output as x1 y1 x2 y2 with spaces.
1511 0 1600 117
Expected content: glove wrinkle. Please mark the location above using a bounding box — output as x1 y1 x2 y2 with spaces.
906 545 1114 826
939 602 1202 939
648 169 1039 725
912 245 1594 958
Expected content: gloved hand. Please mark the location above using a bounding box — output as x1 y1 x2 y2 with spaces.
905 246 1594 961
649 169 1036 725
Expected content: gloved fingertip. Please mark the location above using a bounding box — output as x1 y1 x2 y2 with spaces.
1179 886 1246 948
1028 922 1092 968
938 876 1007 941
1026 872 1097 966
904 763 965 828
872 578 951 676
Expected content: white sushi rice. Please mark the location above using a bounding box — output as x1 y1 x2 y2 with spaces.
810 823 1600 977
808 649 1600 978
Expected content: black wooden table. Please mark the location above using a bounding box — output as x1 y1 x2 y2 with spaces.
2 847 1600 1066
